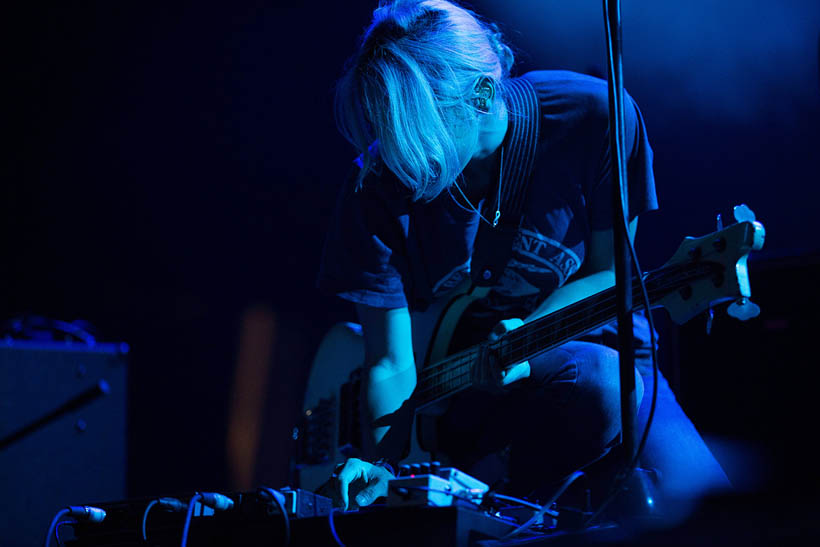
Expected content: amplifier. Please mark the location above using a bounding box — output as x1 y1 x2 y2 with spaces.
0 340 128 546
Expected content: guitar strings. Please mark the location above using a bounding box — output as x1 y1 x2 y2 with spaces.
414 263 713 398
416 265 705 396
498 262 714 358
415 303 620 400
414 292 645 400
416 291 640 398
418 285 639 383
493 263 709 359
416 290 652 398
422 261 706 379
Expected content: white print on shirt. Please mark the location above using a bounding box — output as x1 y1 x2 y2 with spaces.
429 229 581 300
512 229 581 287
506 258 551 274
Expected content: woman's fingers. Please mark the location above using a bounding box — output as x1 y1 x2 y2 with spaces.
501 360 531 386
489 318 525 341
336 458 366 511
336 458 395 510
354 481 381 506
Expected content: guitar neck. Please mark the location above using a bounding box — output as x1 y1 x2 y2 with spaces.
496 276 653 368
413 261 716 410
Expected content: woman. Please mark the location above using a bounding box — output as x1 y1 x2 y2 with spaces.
317 0 730 516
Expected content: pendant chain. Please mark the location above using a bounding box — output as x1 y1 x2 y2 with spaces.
450 146 504 227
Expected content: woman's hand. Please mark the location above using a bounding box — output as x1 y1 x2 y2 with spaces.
334 458 395 511
489 318 531 386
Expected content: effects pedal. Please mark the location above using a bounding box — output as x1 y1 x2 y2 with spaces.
278 487 333 518
387 463 489 508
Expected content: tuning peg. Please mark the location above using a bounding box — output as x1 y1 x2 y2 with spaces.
716 213 723 231
733 204 756 223
727 297 760 321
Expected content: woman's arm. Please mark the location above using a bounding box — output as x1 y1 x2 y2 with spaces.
495 218 638 385
333 304 416 510
524 218 638 323
355 303 417 455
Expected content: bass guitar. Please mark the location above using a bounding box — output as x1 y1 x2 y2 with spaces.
294 205 765 491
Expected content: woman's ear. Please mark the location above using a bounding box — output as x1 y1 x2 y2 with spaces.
471 76 495 113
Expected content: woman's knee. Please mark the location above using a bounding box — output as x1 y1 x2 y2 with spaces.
569 342 644 448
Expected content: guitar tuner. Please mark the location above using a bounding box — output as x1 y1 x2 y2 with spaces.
727 297 761 321
717 204 757 230
733 204 757 223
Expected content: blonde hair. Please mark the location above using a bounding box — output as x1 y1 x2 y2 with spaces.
335 0 514 201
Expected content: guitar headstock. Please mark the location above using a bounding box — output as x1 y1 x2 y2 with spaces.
658 204 765 325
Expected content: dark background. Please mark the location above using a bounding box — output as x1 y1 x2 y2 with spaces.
4 0 819 503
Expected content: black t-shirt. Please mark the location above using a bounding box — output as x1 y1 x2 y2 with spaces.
318 70 658 319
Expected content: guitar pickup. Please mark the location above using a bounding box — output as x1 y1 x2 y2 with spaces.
338 371 363 458
296 396 335 465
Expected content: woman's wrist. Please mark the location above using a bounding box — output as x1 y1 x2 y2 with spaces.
372 458 397 476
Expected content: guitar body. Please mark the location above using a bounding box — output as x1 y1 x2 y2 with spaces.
295 280 485 492
295 207 766 493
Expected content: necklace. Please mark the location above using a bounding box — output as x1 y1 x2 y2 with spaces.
449 146 504 227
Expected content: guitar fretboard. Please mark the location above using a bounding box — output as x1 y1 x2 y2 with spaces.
413 261 716 410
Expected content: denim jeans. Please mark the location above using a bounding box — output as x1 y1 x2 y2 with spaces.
436 312 731 507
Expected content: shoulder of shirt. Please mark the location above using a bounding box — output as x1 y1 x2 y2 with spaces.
517 69 636 122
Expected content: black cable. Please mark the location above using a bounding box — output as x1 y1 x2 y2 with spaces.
0 380 110 451
45 506 106 547
328 508 345 547
54 520 74 547
502 471 586 540
142 498 187 542
180 494 202 547
141 499 159 542
485 492 556 515
44 509 69 547
385 483 560 527
257 487 290 546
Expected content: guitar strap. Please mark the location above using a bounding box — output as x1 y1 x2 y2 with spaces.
470 76 541 288
408 78 541 460
406 76 541 311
